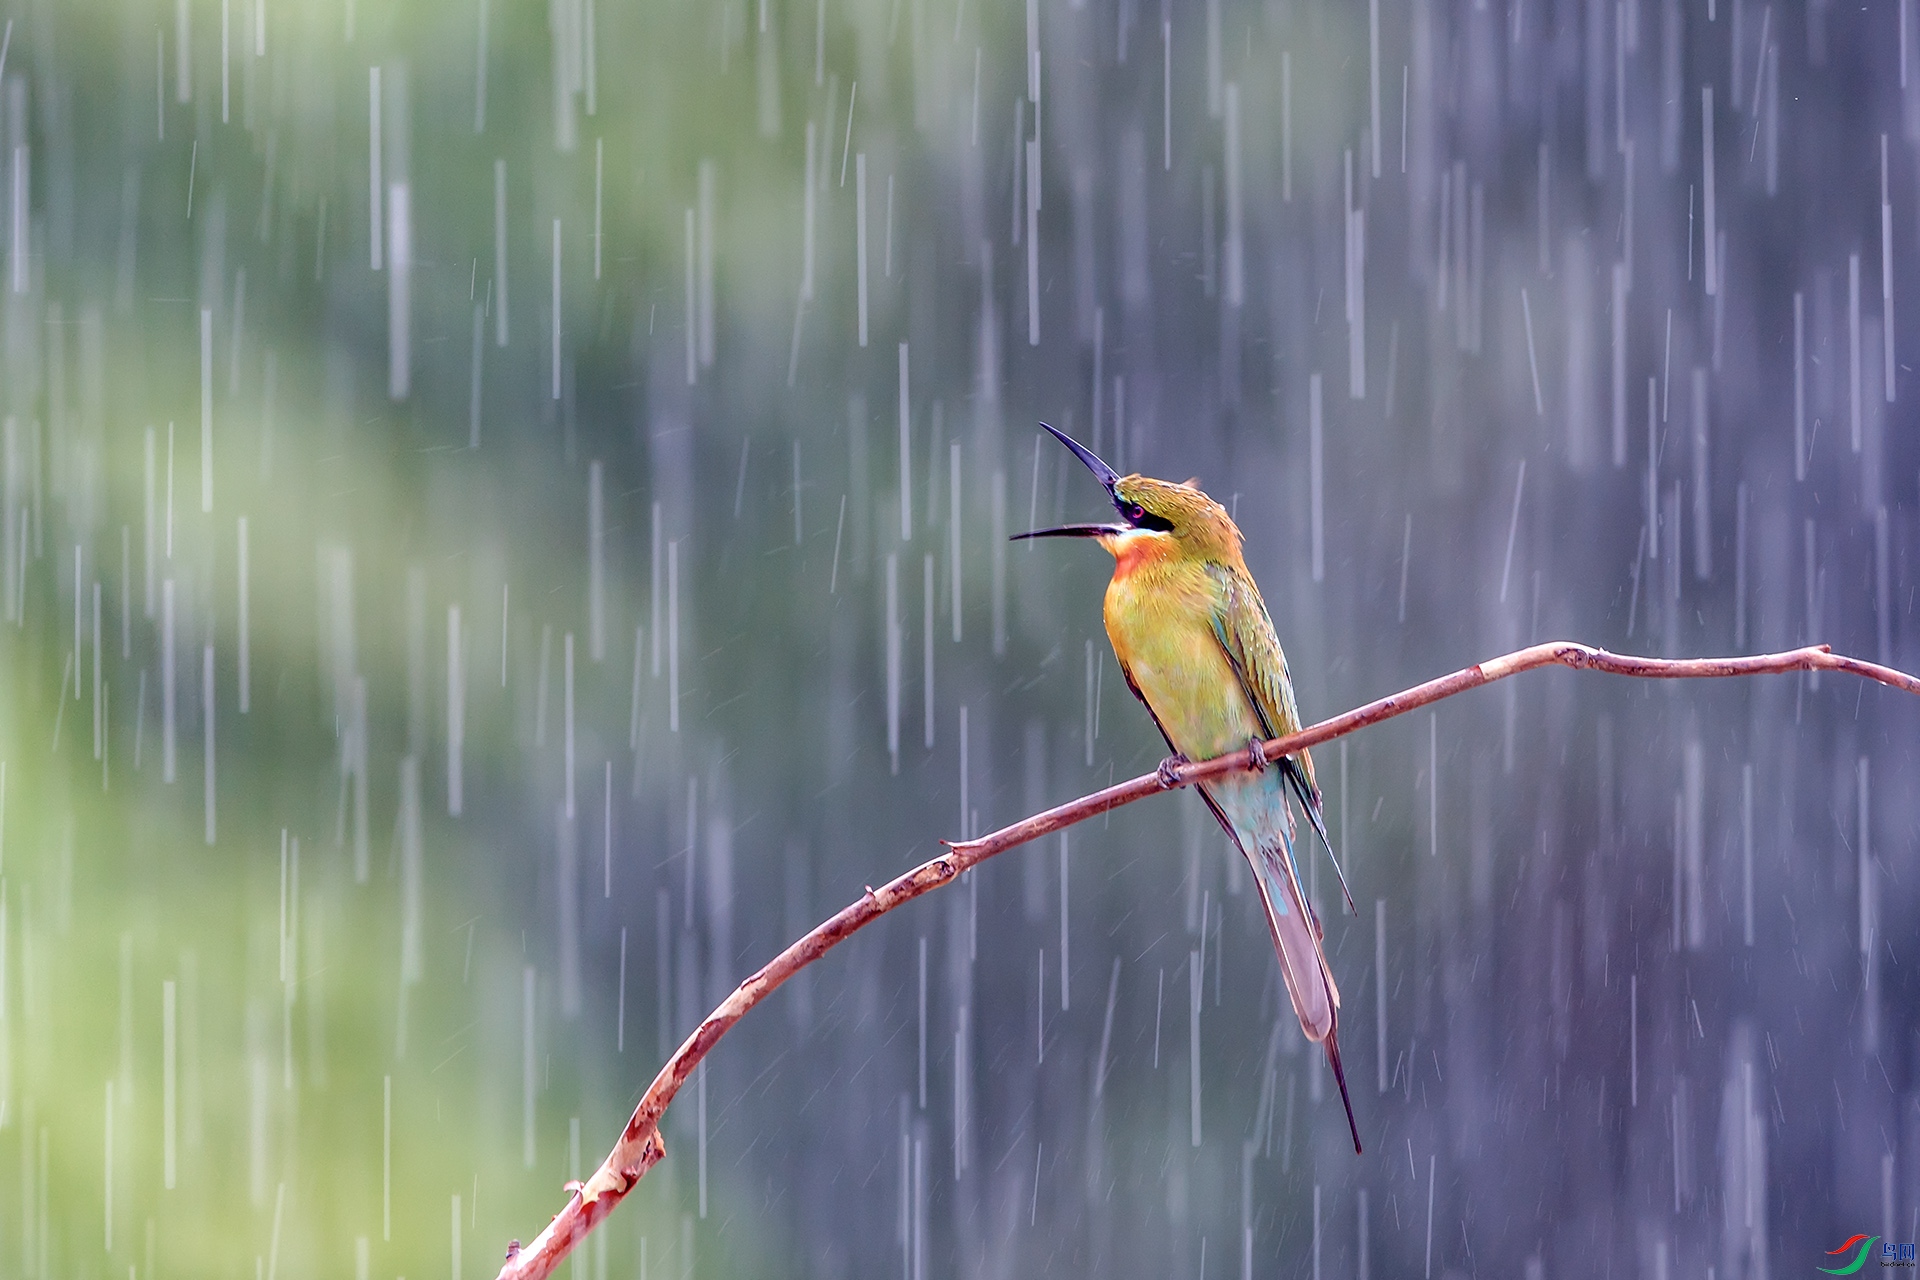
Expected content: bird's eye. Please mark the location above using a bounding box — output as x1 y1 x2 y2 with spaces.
1133 507 1175 532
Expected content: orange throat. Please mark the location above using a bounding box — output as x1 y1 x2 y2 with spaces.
1101 528 1174 578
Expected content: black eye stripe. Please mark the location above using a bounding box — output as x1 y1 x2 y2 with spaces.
1116 495 1174 532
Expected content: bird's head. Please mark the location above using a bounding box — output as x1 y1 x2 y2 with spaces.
1012 423 1241 564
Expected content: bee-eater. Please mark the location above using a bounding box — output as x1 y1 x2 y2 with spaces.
1016 424 1361 1153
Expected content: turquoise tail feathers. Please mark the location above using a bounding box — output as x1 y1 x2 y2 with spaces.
1197 777 1361 1154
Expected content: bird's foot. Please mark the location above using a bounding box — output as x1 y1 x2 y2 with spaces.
1246 737 1270 774
1156 753 1191 789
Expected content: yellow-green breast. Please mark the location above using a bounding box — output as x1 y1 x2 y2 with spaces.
1101 557 1264 763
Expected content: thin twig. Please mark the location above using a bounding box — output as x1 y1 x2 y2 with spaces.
495 641 1917 1278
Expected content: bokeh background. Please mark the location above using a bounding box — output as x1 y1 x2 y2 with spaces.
1 0 1915 1275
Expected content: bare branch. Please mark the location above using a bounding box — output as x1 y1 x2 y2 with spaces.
495 641 1917 1278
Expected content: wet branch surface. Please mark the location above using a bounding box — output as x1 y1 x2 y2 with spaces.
494 641 1920 1279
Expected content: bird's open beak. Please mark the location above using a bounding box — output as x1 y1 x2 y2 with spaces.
1039 422 1120 491
1010 523 1128 541
1012 424 1127 541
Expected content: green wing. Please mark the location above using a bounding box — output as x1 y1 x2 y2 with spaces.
1206 565 1306 747
1206 564 1354 915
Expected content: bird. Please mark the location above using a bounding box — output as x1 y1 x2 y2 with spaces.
1015 423 1362 1153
